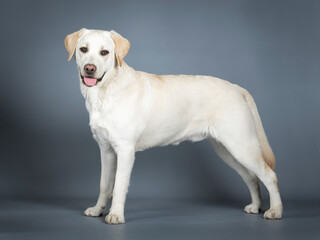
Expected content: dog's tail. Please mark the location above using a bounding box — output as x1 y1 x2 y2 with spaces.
243 89 276 169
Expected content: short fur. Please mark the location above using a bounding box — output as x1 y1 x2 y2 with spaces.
64 29 283 224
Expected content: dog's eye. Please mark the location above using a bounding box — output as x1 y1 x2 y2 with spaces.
100 50 109 56
80 47 88 53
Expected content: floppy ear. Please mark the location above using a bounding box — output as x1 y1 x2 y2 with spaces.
64 28 86 61
110 30 130 67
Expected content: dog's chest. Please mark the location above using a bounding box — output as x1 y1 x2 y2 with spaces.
86 91 112 144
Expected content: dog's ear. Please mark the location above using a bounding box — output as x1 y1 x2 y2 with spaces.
64 28 86 61
110 30 130 67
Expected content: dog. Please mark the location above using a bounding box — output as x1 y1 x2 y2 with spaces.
64 28 283 224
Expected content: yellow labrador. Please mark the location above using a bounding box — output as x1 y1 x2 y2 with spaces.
64 29 282 224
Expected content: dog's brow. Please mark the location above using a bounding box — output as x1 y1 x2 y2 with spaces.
80 42 89 48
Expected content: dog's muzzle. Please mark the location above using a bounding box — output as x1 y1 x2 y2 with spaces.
81 72 106 87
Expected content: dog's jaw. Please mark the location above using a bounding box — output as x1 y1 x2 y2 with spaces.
80 72 106 87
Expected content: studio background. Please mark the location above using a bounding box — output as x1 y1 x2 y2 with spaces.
1 0 319 229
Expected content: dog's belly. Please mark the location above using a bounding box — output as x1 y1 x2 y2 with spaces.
135 134 207 151
134 120 210 151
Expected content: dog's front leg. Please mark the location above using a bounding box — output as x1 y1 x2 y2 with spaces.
105 144 135 224
84 145 117 217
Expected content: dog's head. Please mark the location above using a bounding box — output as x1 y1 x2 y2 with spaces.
64 29 130 87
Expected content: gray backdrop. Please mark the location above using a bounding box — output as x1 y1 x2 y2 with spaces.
1 0 319 204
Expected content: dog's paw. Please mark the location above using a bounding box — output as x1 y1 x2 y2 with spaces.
105 213 125 224
83 206 104 217
244 203 261 214
263 206 283 220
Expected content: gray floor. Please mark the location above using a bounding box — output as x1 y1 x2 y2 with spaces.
1 198 319 240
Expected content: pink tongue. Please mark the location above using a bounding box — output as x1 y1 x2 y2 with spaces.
83 77 97 86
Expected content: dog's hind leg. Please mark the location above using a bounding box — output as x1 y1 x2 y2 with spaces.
210 139 262 214
228 145 282 219
212 104 283 219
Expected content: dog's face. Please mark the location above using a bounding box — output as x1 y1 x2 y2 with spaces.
65 29 130 87
76 30 115 87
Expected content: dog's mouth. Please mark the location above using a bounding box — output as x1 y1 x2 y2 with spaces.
81 72 106 87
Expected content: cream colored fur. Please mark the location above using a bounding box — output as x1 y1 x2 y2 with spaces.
64 29 283 224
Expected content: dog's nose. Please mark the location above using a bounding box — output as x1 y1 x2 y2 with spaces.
84 64 97 75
